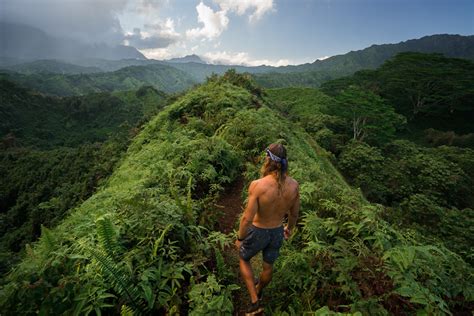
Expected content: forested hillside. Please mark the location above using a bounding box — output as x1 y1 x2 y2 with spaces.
320 52 474 135
0 80 170 276
0 80 168 148
1 71 472 315
267 52 474 266
3 60 103 75
0 63 196 96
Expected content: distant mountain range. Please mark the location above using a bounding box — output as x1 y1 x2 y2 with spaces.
275 34 474 73
253 34 474 88
1 28 473 92
166 54 206 64
0 22 145 61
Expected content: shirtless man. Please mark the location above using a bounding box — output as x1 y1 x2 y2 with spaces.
235 143 300 315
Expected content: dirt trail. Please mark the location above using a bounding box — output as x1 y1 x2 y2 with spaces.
215 177 265 315
216 176 245 234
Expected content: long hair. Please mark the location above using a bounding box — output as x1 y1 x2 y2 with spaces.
261 143 288 191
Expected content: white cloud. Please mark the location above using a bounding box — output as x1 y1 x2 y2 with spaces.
186 0 274 41
123 18 179 49
129 0 169 15
214 0 274 22
186 2 229 40
203 51 291 67
316 55 330 61
139 47 175 59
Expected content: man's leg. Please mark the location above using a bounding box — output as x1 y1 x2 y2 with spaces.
256 261 273 296
239 257 258 303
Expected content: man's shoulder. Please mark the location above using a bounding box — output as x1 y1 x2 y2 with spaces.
249 177 273 194
249 179 263 192
286 176 299 188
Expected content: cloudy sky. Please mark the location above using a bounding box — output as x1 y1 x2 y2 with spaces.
1 0 473 66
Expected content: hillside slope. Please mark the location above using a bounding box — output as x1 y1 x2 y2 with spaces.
3 60 103 74
0 63 196 96
0 80 168 148
1 73 472 315
321 52 474 134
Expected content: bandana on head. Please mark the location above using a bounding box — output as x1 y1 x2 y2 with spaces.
265 147 288 172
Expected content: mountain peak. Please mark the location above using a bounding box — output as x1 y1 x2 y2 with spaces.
165 54 205 64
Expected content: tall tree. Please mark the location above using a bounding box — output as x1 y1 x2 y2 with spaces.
331 85 406 145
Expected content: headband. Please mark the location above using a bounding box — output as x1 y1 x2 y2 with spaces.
265 148 288 172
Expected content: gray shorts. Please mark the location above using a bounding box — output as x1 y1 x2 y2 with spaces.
239 224 284 264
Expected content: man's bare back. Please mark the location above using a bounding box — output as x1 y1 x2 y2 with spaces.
251 174 299 229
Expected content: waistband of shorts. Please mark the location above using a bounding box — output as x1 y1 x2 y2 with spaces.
250 224 283 232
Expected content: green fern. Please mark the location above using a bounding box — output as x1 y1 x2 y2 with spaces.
121 304 134 316
96 216 120 257
39 224 56 254
152 224 173 259
88 247 145 313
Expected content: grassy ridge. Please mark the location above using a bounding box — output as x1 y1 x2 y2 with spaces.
1 73 472 314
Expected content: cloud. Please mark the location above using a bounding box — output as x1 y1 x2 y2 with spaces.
214 0 274 22
124 18 180 49
139 47 175 59
186 2 229 40
186 0 274 41
203 51 291 67
1 0 182 51
124 28 173 49
316 56 330 61
1 0 128 45
133 0 169 14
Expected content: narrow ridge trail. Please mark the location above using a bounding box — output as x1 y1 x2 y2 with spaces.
216 176 245 234
215 177 265 315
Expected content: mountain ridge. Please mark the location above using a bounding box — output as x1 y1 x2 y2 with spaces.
165 54 206 64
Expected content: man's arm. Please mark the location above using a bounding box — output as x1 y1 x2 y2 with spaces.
285 184 300 238
238 180 259 240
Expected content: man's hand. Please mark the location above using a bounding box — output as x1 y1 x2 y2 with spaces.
284 226 291 240
235 239 241 250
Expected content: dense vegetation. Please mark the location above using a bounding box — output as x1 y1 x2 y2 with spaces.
1 70 472 315
0 80 168 148
321 52 474 135
267 52 474 267
0 141 128 274
0 63 196 96
0 80 170 275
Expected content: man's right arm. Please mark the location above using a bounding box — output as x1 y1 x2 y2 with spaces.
286 184 300 235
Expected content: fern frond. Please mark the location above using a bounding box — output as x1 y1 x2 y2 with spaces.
121 304 134 316
40 224 56 254
96 216 120 257
88 247 144 313
153 224 173 259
